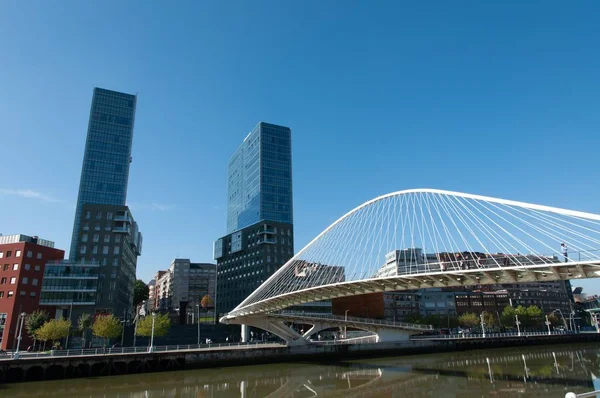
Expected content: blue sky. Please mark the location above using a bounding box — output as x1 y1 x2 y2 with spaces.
1 1 600 293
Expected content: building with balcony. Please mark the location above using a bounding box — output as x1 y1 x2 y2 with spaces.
215 122 294 316
0 234 65 350
71 204 142 319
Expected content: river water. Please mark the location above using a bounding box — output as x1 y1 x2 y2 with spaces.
3 343 600 397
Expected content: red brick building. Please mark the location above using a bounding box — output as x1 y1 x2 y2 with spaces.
0 234 64 350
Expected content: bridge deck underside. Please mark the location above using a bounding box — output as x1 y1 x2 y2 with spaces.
226 261 600 319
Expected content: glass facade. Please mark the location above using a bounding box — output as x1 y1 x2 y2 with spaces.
70 88 137 258
226 122 293 233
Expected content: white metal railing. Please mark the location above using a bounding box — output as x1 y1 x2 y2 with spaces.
0 341 283 360
410 330 574 340
565 391 600 398
274 311 433 330
313 334 378 345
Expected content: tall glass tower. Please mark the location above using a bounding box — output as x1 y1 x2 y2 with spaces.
69 88 137 259
226 122 293 233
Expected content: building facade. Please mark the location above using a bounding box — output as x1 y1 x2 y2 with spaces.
69 204 142 318
0 234 65 350
70 88 138 259
226 122 293 234
216 122 294 315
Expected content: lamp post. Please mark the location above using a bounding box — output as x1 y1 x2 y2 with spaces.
344 309 349 339
480 313 486 338
515 314 521 337
545 315 552 335
148 312 156 353
14 312 26 359
64 302 73 349
196 304 201 345
553 309 569 331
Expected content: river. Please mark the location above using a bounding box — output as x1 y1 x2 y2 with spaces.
3 343 599 397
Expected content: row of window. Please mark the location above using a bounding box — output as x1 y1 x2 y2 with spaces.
80 245 120 255
0 250 44 259
0 276 39 285
0 290 36 298
81 233 121 243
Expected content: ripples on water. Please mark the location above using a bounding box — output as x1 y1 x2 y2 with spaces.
3 343 600 397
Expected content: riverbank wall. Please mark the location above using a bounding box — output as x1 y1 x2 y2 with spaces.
2 332 599 383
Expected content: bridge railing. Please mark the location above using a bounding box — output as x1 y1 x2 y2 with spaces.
0 341 283 360
388 248 600 277
274 311 433 330
410 330 574 340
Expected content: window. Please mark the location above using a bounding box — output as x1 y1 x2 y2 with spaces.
102 258 107 266
0 292 3 298
32 278 38 286
110 273 116 278
10 277 16 284
94 224 100 231
7 291 13 298
19 291 25 296
80 246 87 254
85 211 91 219
83 222 89 230
108 293 113 302
30 291 36 297
115 235 121 243
0 252 3 258
96 211 102 219
104 235 110 243
113 246 120 255
112 258 119 266
92 246 98 255
81 234 88 242
110 281 116 290
3 264 8 271
6 251 12 257
107 212 113 220
34 265 40 272
22 277 28 284
26 251 32 258
93 234 99 242
36 253 42 259
0 277 6 284
12 264 18 271
102 246 109 255
16 250 21 257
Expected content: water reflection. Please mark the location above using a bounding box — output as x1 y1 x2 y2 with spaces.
3 343 600 397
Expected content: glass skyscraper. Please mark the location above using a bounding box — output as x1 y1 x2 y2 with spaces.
226 122 293 233
69 88 137 259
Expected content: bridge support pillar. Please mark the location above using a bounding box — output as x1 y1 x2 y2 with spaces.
225 316 308 346
241 324 249 343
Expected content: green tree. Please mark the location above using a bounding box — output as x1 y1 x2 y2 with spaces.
133 280 150 306
526 305 544 328
92 314 122 347
201 295 214 309
482 311 497 328
35 319 71 350
458 312 480 328
547 313 560 327
136 313 171 337
25 310 49 351
78 313 93 348
501 305 516 327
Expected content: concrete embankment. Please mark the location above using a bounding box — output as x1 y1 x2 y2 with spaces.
1 333 599 383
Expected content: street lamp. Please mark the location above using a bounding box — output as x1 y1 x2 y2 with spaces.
14 312 26 359
148 312 157 353
344 310 349 339
545 315 552 335
196 304 201 346
515 314 521 337
552 309 569 331
480 313 486 338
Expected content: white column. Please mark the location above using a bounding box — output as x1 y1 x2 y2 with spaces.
241 324 249 343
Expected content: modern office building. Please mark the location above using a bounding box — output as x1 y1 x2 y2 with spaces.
0 234 65 350
216 122 294 315
70 88 138 259
67 87 141 318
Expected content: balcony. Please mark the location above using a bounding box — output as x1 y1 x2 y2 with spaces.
39 300 96 306
258 227 276 235
41 287 97 293
114 214 131 223
257 237 276 244
113 225 131 234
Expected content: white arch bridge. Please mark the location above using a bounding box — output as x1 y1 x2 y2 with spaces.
220 189 600 345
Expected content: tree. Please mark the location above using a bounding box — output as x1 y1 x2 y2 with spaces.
78 313 93 348
547 313 560 327
133 280 149 307
25 310 49 351
35 319 71 350
525 305 544 328
482 311 497 328
136 313 171 337
201 295 214 309
92 314 122 347
458 313 480 328
501 305 516 327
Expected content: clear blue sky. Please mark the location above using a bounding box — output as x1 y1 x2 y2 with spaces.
1 1 599 293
